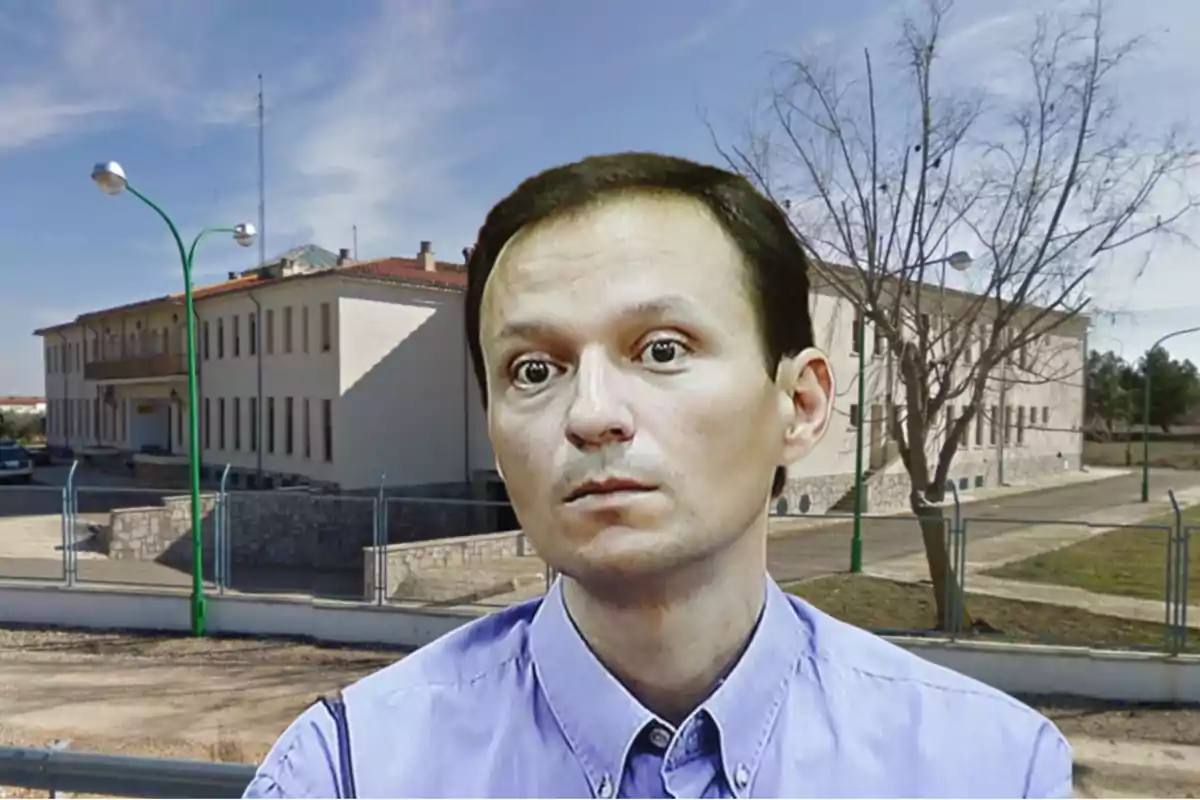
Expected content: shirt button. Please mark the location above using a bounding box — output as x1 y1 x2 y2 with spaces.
597 775 613 798
734 764 750 789
648 725 671 750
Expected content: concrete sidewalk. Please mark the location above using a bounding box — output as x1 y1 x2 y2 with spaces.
864 484 1200 627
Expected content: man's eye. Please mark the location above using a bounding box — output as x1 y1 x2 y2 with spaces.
512 359 557 387
636 338 689 366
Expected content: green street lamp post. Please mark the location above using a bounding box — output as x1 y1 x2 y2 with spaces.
91 161 256 637
1139 325 1200 503
849 250 973 573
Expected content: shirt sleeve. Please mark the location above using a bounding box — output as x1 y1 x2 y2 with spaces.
1023 721 1074 799
243 704 342 799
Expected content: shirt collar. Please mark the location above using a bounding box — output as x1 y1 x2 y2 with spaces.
530 577 807 797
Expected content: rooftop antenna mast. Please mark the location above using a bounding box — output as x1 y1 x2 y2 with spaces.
257 73 266 268
352 225 358 260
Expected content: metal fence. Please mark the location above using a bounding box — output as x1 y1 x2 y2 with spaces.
0 461 1193 653
0 745 253 798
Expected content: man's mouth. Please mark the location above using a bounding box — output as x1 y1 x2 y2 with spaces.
564 477 657 503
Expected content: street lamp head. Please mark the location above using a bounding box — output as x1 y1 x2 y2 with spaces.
91 161 127 196
232 222 257 248
947 250 973 271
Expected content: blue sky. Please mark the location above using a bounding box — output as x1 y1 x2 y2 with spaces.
0 0 1196 394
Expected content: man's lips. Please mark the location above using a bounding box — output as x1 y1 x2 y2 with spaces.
564 477 657 503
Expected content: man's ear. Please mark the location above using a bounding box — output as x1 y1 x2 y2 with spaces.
774 348 834 466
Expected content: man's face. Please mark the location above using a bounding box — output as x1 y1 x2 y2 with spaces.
479 192 807 584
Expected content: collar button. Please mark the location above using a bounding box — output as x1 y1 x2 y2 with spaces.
734 764 750 790
597 775 613 798
647 725 671 751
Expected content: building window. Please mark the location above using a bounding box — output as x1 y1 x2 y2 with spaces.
267 397 276 453
233 398 241 450
204 398 211 450
266 309 275 354
248 312 258 356
322 399 333 462
850 315 862 356
302 306 310 354
849 403 860 427
285 397 294 455
284 306 294 354
1043 406 1050 426
989 405 998 446
218 398 226 450
217 317 225 359
177 400 183 448
249 397 258 453
203 321 210 360
1030 406 1038 426
1004 406 1013 445
233 315 241 357
303 398 311 458
974 407 983 446
320 303 331 352
947 405 957 447
1017 406 1026 445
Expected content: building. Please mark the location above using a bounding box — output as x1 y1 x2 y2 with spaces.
0 396 46 417
34 243 495 501
34 246 1084 516
780 265 1085 515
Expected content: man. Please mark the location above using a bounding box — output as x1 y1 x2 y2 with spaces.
244 153 1072 798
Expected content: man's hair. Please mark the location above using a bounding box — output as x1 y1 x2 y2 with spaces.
464 152 815 497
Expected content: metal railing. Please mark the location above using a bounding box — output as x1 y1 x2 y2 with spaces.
0 745 253 798
1 461 1193 652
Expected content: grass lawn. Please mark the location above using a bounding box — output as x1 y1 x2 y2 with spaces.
1084 438 1200 470
789 574 1197 652
984 506 1200 603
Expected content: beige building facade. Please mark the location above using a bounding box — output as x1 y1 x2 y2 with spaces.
36 247 1084 515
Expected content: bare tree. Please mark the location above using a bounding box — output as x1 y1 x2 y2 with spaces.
712 0 1198 628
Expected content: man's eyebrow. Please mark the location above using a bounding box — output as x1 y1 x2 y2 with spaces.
494 296 697 342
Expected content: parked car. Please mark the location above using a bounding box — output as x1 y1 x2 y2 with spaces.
0 440 33 484
23 444 51 467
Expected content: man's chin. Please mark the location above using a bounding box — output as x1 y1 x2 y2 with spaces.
557 527 703 584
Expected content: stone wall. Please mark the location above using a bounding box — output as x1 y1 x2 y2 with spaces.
775 452 1084 518
363 530 528 601
100 485 516 575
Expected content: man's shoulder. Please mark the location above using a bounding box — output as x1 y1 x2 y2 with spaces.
789 595 1073 796
242 599 543 798
791 593 1054 726
350 594 541 704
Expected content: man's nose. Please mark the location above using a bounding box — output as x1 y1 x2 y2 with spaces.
565 349 634 450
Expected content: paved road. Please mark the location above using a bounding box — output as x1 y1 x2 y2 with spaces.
767 469 1200 583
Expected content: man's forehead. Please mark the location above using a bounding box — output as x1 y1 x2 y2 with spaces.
482 191 742 304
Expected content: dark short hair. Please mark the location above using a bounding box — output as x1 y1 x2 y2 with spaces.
465 152 815 497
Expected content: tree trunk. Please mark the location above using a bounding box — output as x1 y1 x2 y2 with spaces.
911 486 972 631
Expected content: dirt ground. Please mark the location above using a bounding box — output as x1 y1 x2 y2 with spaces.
2 624 1199 759
0 625 402 770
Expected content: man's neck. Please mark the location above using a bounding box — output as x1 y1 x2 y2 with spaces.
560 528 768 726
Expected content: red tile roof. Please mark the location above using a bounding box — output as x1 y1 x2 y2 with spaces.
0 396 45 406
33 256 467 335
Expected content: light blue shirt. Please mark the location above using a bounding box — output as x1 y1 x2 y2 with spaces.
244 579 1073 798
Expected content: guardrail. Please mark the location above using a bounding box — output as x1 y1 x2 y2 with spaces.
0 745 254 798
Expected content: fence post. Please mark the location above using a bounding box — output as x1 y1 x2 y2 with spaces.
65 460 79 588
217 464 231 594
944 481 965 639
1166 489 1183 655
375 473 387 606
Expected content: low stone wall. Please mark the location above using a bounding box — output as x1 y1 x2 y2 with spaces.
777 452 1084 518
99 485 515 576
362 530 529 601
